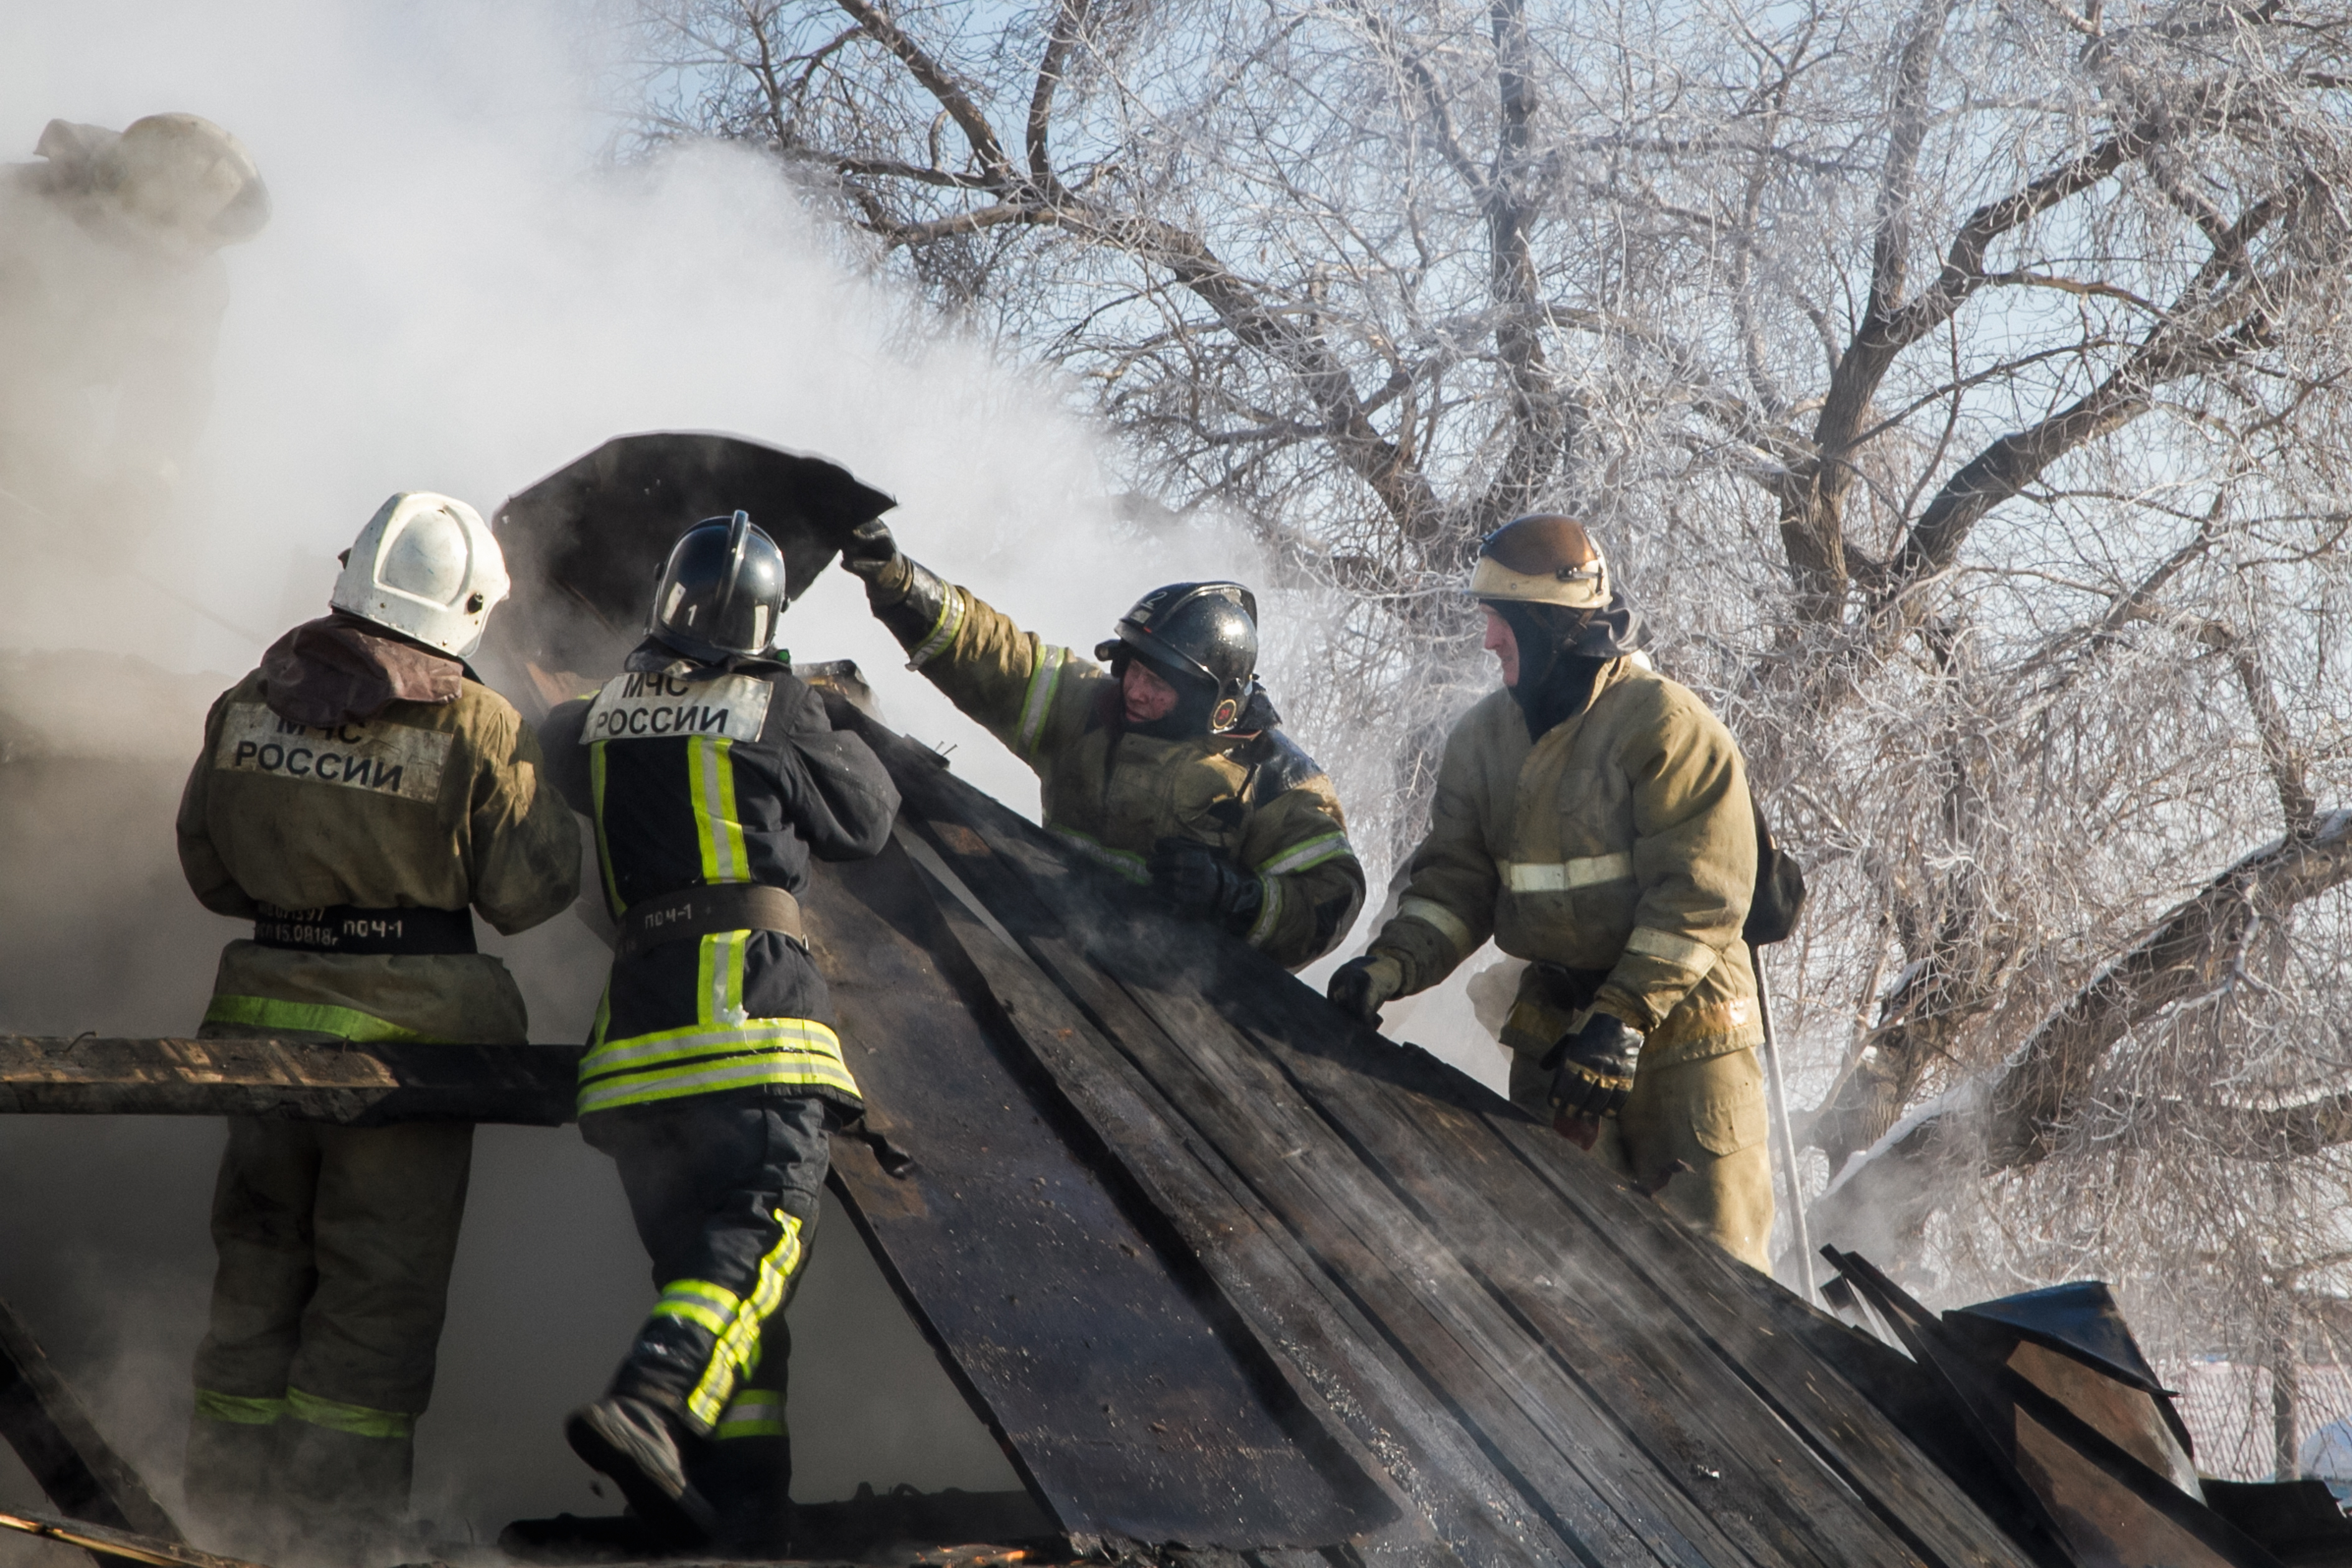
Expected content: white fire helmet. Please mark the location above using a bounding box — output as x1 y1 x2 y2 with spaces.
330 493 510 659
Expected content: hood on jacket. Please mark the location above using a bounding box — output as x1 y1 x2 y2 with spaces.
1490 588 1646 739
259 612 465 729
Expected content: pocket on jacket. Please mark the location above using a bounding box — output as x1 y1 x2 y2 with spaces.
1686 1051 1768 1157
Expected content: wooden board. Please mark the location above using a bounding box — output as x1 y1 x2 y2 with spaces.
803 825 1394 1552
0 1297 184 1567
0 1037 581 1125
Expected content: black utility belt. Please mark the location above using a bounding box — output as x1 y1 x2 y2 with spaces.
253 903 477 956
617 884 805 962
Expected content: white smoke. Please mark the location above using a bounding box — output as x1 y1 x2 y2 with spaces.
4 0 1257 808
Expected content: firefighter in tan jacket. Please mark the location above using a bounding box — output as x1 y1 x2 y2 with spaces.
1329 515 1771 1268
175 493 579 1550
833 518 1363 970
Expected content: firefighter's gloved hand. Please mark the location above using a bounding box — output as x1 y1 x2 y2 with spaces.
1327 953 1404 1026
836 518 910 596
1148 836 1261 931
1544 1012 1643 1119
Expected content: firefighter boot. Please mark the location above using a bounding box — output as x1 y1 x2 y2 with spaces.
182 1412 288 1555
566 1394 719 1546
696 1386 793 1556
281 1417 413 1560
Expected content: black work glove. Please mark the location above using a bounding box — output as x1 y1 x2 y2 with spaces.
836 516 903 586
1147 836 1262 932
1541 1011 1644 1119
1327 953 1405 1026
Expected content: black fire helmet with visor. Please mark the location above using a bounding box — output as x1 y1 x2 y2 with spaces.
1093 581 1261 735
646 511 790 666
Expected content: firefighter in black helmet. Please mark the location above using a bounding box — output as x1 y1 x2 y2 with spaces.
537 512 900 1552
833 518 1364 968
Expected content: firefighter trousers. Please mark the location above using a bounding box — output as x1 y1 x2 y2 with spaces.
185 1113 475 1550
1510 1046 1774 1271
582 1091 831 1539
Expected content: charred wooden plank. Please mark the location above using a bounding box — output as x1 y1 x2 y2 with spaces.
891 803 1696 1567
0 1296 184 1566
907 863 1514 1568
1229 1012 2042 1568
0 1037 581 1125
802 834 1390 1552
1481 1118 2059 1568
0 1508 256 1568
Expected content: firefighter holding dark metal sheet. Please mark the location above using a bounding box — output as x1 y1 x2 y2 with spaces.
537 513 898 1552
1327 516 1773 1269
832 519 1365 969
175 493 580 1551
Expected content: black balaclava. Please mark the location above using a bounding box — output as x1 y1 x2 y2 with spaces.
1489 588 1645 739
1115 646 1223 740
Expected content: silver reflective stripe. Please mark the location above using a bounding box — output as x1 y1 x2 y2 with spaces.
907 589 966 670
1048 824 1150 884
1396 895 1473 956
1017 646 1066 757
1503 852 1634 893
1625 925 1720 977
1258 831 1351 878
1245 874 1281 948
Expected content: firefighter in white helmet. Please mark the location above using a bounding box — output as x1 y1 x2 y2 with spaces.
175 493 579 1553
1329 515 1773 1269
0 114 268 557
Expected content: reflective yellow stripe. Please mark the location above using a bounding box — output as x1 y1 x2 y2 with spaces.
690 737 747 883
1245 874 1281 948
1396 896 1474 958
686 1213 806 1429
590 742 623 917
1258 831 1351 877
579 1054 862 1114
201 996 426 1043
575 1018 861 1114
907 588 966 669
1624 925 1721 978
286 1386 414 1440
1048 824 1150 884
663 1279 742 1314
1016 645 1065 758
653 1299 731 1335
194 1389 286 1426
716 1388 786 1439
580 1017 847 1078
1503 853 1635 892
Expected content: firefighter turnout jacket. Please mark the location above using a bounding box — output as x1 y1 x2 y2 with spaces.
177 666 581 1042
890 583 1364 969
1370 656 1762 1068
1364 656 1771 1266
541 646 899 1119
